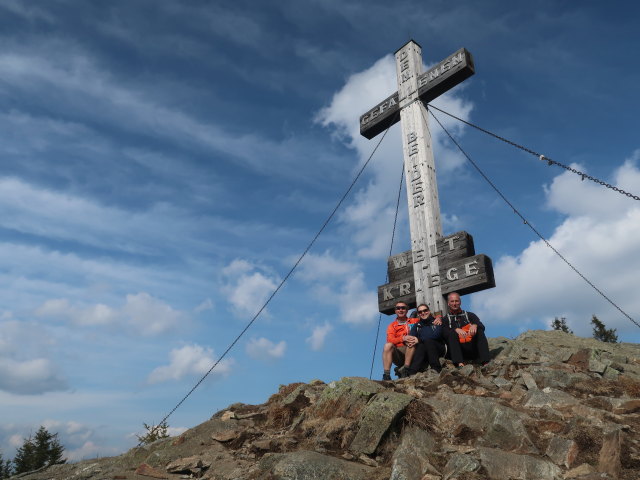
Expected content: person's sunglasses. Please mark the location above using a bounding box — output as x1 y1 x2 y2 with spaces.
395 306 407 310
417 309 429 314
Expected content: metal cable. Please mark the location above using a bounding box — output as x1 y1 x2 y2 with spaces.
427 104 640 201
369 162 404 380
425 105 640 330
139 113 397 444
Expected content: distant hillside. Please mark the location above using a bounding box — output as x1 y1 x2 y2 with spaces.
13 330 640 480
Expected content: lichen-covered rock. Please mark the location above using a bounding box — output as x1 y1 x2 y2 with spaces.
256 450 380 480
350 391 413 455
389 427 437 480
478 447 562 480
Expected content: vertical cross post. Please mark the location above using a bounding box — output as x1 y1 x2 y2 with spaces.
396 41 444 313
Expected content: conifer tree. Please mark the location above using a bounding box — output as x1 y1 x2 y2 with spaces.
551 316 573 334
591 314 618 343
12 427 65 475
0 451 12 479
136 421 170 445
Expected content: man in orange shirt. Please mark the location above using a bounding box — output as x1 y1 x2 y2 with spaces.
382 301 418 380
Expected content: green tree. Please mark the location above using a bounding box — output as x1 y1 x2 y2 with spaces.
12 427 65 475
591 315 618 343
0 451 13 479
136 421 169 445
551 316 573 334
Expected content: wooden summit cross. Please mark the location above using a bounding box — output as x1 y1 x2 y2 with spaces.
360 40 495 315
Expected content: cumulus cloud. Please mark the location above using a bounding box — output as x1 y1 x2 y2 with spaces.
0 320 67 395
316 54 474 258
221 259 280 317
305 322 333 351
473 154 640 338
148 344 231 384
295 251 379 325
35 292 185 335
245 337 286 361
123 292 185 335
0 357 67 395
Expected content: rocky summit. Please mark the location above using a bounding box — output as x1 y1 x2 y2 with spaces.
13 330 640 480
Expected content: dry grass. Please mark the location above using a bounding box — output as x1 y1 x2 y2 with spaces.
402 400 437 433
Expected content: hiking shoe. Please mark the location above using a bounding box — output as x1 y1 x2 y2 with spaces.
397 365 409 378
382 373 392 381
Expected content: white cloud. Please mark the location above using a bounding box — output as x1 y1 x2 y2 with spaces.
221 259 280 317
194 298 214 313
295 251 379 326
123 292 185 336
245 337 286 361
473 155 640 338
148 344 231 384
0 319 66 395
0 357 67 395
36 299 118 327
305 322 333 351
35 292 185 335
316 54 474 258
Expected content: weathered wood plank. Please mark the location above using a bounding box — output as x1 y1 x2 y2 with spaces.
359 92 400 140
377 278 417 315
430 253 495 297
430 231 475 264
417 48 475 104
360 48 475 139
386 231 475 283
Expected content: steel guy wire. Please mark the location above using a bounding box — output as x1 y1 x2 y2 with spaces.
140 111 398 444
427 103 640 202
369 162 405 380
425 105 640 330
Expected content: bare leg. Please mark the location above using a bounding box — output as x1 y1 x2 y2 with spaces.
382 342 395 371
403 345 415 367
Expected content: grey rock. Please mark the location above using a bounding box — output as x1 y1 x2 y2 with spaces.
314 376 384 420
493 376 511 388
350 391 413 455
390 427 437 480
545 436 578 468
425 393 537 453
256 450 376 480
523 388 579 409
521 371 538 390
443 453 480 480
478 447 562 480
598 428 621 479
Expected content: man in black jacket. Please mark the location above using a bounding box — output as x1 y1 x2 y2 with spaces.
442 292 490 367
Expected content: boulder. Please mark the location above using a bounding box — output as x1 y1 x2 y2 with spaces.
598 428 621 478
256 450 378 480
314 377 384 420
389 427 438 480
350 391 413 455
442 452 481 480
478 447 562 480
545 436 578 468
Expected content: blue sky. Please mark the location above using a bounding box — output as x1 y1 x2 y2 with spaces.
1 0 640 461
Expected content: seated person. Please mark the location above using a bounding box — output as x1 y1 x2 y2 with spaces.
403 303 446 376
442 292 490 367
382 301 418 380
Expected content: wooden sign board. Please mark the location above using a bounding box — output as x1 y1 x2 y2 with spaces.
387 231 474 282
378 231 494 315
360 48 475 139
